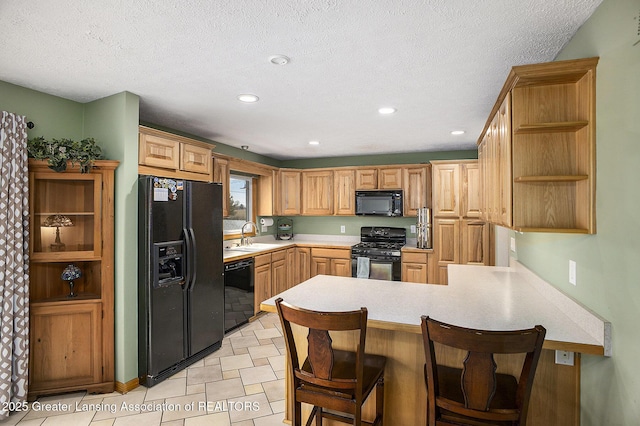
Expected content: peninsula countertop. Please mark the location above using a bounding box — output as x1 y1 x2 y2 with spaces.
260 261 610 356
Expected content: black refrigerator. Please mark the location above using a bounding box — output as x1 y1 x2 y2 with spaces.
138 175 224 387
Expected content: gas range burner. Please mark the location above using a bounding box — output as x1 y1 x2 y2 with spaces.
352 242 404 250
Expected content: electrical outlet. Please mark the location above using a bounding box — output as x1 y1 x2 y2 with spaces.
261 225 267 232
410 225 416 234
340 225 346 234
555 350 575 366
510 237 516 252
569 260 577 286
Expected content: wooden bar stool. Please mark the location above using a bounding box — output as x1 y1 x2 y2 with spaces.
420 316 546 426
276 298 386 426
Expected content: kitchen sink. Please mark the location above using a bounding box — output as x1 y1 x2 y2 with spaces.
225 243 284 253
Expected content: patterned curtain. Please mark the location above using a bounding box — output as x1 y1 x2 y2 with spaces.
0 111 30 419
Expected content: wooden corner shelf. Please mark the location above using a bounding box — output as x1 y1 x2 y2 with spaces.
515 121 589 134
514 175 589 183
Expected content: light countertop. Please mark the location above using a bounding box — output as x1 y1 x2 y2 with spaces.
260 260 611 356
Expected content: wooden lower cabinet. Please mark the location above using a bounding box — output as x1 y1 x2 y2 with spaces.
311 248 352 277
30 301 103 393
401 250 431 284
254 253 272 314
294 247 311 285
271 250 287 295
434 218 490 284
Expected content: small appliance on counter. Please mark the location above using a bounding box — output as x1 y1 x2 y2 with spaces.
276 218 293 240
416 207 432 249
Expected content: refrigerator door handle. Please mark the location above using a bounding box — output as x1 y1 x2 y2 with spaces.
183 228 192 288
187 227 197 291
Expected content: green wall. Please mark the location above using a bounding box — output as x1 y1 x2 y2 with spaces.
0 80 84 140
513 0 640 424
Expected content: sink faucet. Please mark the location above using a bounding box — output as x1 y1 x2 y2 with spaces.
240 221 258 246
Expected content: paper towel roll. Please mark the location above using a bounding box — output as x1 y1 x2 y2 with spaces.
260 217 274 226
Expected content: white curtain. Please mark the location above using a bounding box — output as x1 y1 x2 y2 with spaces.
0 111 30 419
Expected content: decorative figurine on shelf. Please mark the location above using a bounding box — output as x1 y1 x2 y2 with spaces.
61 264 82 298
43 214 74 251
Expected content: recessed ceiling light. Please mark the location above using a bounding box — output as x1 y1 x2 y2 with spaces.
308 140 320 145
378 107 397 115
451 130 465 135
269 55 290 65
237 94 259 103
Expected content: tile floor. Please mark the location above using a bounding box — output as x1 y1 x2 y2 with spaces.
4 313 287 426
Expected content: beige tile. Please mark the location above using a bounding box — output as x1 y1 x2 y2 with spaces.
112 411 163 425
161 393 207 422
274 370 286 380
40 410 96 426
220 354 253 371
160 421 184 426
252 358 269 367
222 370 240 380
144 377 187 402
253 328 281 340
239 366 277 386
248 344 280 360
211 345 235 358
261 380 284 403
232 347 249 355
89 420 115 426
91 390 146 421
229 335 259 350
270 337 285 350
186 365 223 385
253 412 287 425
205 378 245 402
2 409 29 425
184 412 230 426
257 339 273 346
267 355 284 372
12 418 45 426
230 421 253 426
188 359 205 369
269 399 285 414
227 393 272 423
243 384 263 395
82 391 120 401
187 383 206 395
204 356 221 366
24 393 85 420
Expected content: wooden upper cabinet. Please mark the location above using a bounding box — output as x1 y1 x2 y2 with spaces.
355 168 377 189
403 165 431 217
461 162 481 218
138 126 214 181
181 143 211 175
477 57 598 234
432 162 460 218
213 157 230 217
378 167 403 189
302 170 333 215
355 167 402 190
334 169 356 215
139 133 179 170
279 170 301 215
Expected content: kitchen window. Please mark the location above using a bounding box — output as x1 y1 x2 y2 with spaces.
223 174 256 237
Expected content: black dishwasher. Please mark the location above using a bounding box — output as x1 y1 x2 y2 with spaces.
224 258 254 333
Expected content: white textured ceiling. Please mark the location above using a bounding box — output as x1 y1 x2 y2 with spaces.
0 0 602 160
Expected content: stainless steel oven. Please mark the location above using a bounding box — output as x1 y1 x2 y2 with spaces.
351 227 405 281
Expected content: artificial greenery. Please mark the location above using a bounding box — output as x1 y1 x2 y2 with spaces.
27 136 104 173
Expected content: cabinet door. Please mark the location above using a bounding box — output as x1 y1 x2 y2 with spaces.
296 247 311 284
497 96 512 228
302 170 333 215
30 302 102 391
254 262 272 314
181 143 211 175
334 170 356 215
311 257 331 277
461 220 489 266
402 263 428 284
331 259 352 277
378 168 403 189
461 162 481 218
286 248 296 289
139 133 180 170
271 257 287 295
30 172 103 262
434 218 460 285
403 166 429 217
279 170 301 215
355 169 377 189
213 157 230 217
432 163 460 217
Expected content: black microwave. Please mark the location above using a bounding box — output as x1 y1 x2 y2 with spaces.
355 190 403 217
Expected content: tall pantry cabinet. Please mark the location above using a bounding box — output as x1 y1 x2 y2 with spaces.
431 160 490 284
28 160 118 399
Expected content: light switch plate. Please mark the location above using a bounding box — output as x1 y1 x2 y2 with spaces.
340 225 346 233
410 225 416 234
510 237 516 252
555 350 574 366
569 260 577 286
